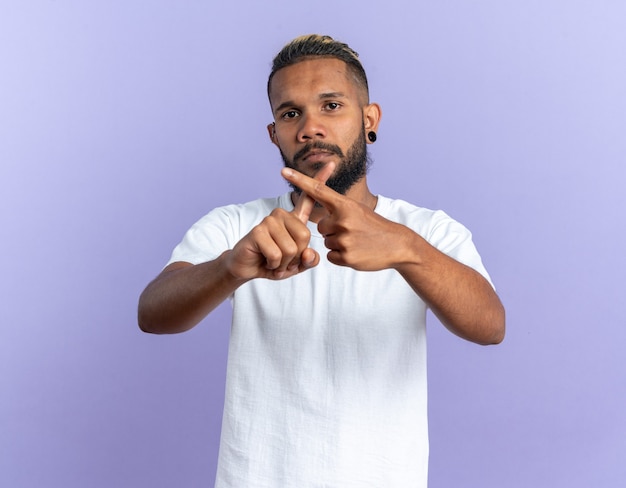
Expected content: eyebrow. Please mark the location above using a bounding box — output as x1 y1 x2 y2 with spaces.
273 92 348 115
319 91 347 100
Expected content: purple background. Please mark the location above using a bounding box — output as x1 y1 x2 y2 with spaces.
2 1 624 487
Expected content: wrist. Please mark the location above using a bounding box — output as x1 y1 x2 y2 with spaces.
219 250 254 284
391 225 426 271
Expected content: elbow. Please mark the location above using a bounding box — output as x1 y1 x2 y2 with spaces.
137 319 155 334
481 305 506 345
137 293 164 334
137 297 194 335
473 326 504 346
137 312 175 335
137 308 159 334
485 326 505 345
494 321 506 344
137 305 178 335
444 302 506 346
137 294 151 333
462 301 505 346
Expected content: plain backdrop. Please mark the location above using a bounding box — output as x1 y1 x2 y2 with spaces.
1 1 624 487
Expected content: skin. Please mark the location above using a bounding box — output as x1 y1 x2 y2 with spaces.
138 57 505 345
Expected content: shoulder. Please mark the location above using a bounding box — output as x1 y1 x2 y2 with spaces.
376 195 456 227
166 193 291 266
376 196 493 285
376 195 473 247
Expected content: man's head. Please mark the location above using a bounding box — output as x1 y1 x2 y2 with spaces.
267 34 370 106
266 35 381 196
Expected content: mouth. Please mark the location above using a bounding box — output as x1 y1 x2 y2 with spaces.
291 142 344 168
301 150 336 163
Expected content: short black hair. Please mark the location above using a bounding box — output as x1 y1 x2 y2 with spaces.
267 34 369 103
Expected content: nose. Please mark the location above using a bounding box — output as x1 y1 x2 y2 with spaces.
296 112 326 142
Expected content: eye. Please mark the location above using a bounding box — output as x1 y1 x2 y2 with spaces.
325 102 341 111
281 110 299 120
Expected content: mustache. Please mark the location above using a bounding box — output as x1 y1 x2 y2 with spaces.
293 141 344 163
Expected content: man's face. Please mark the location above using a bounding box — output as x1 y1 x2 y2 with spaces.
268 58 370 195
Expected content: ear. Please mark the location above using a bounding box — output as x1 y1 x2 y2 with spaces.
267 122 279 147
363 103 382 143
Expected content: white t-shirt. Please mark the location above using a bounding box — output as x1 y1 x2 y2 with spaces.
168 192 493 488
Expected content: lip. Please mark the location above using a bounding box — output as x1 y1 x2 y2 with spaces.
301 150 335 163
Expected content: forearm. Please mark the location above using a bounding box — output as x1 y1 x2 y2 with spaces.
395 229 505 345
137 251 246 334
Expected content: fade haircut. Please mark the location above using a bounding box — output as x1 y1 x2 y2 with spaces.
267 34 370 103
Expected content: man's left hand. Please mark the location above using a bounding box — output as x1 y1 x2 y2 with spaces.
281 167 412 271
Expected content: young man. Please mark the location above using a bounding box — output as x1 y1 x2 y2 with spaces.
139 34 505 487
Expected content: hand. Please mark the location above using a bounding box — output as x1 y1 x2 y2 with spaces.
225 164 336 281
281 167 412 271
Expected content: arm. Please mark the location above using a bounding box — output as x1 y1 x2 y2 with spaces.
281 168 505 345
138 255 245 334
138 164 335 334
393 225 505 345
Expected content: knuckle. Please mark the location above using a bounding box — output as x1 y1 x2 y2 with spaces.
265 248 282 264
295 226 311 242
281 239 298 255
270 208 289 218
250 225 266 239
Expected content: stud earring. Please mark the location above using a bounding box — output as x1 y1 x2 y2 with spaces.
367 131 377 143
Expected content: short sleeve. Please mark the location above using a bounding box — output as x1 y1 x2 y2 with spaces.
166 206 238 267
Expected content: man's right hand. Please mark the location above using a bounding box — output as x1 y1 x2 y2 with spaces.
224 163 335 281
138 163 335 334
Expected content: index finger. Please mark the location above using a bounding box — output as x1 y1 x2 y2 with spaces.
289 163 335 223
282 164 343 215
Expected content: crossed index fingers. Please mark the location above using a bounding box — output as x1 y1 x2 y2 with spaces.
289 163 336 222
283 164 343 216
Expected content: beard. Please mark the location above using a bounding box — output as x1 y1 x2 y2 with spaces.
280 126 371 196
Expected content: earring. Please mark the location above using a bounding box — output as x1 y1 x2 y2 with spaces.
367 131 377 143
